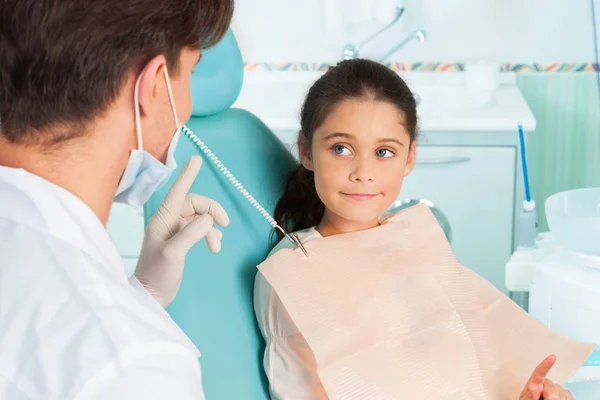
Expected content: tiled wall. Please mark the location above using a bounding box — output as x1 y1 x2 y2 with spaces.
232 0 600 63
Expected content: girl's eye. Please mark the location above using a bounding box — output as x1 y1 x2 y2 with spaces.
333 144 352 156
376 148 395 158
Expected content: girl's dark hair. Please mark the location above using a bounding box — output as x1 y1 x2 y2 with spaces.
273 58 418 239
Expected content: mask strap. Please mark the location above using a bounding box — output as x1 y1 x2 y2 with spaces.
163 66 180 128
133 72 144 151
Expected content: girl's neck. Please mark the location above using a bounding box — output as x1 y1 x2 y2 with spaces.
316 210 380 237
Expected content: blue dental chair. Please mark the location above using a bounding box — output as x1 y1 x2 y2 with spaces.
144 30 297 399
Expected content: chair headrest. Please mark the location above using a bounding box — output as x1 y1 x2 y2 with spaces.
191 29 244 117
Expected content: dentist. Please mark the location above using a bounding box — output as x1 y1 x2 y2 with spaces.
0 0 233 398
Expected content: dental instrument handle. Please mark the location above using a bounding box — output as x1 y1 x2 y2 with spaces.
517 124 537 247
518 123 531 202
285 233 309 257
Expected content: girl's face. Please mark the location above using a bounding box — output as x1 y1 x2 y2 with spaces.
300 97 416 234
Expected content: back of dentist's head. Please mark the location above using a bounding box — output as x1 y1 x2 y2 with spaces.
0 0 233 146
274 59 419 239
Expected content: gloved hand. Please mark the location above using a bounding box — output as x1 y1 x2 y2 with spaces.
134 155 229 307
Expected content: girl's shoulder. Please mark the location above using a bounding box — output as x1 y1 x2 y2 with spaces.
267 226 322 258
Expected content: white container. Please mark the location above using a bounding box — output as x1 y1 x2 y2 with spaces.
464 60 501 91
529 248 600 345
545 187 600 256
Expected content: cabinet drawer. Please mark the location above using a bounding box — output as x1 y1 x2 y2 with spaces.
399 146 516 293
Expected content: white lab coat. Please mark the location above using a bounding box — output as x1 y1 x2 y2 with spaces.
0 166 204 399
254 227 329 400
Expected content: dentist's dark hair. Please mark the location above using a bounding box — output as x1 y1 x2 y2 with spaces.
0 0 234 145
273 59 418 240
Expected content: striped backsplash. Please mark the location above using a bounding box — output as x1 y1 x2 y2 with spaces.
244 62 600 73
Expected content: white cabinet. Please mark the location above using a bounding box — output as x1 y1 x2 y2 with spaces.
400 145 516 293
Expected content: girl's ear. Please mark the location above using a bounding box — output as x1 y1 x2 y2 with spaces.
404 141 417 176
298 132 314 171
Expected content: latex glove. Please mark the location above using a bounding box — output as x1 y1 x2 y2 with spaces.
519 355 574 400
134 155 229 307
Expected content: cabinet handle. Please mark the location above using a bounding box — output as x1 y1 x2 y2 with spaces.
416 156 472 165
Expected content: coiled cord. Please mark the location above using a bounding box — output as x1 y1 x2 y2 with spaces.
182 125 288 238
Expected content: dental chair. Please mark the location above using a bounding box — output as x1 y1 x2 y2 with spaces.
144 30 297 399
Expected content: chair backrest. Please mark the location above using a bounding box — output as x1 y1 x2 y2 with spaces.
144 30 297 399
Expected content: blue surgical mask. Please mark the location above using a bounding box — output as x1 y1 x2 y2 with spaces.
114 67 182 207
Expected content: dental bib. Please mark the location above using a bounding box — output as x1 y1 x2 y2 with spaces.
257 204 594 399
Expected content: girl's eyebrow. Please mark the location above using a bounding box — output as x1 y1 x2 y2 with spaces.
378 138 405 147
323 132 405 147
322 132 354 141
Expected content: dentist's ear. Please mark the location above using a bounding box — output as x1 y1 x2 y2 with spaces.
298 132 314 171
136 55 169 118
135 55 176 164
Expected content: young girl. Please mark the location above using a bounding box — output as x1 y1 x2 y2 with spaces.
253 59 575 400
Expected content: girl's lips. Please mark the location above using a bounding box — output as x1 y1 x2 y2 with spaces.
342 193 379 201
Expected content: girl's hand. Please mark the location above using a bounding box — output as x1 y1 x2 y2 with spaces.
519 354 573 400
